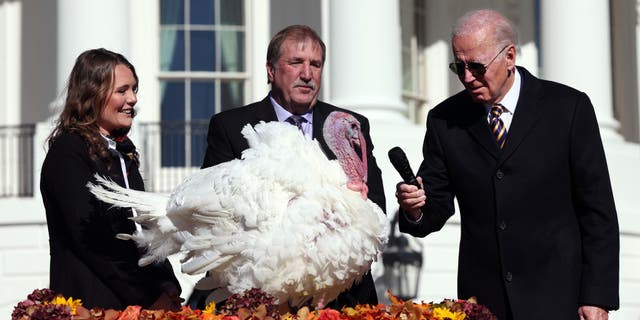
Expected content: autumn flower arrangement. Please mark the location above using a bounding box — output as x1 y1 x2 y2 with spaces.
12 288 496 320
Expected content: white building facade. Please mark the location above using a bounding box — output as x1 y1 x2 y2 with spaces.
1 0 639 318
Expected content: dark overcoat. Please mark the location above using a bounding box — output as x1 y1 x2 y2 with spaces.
41 133 181 309
400 67 619 319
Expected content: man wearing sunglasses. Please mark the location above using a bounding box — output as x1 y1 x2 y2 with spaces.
395 9 619 320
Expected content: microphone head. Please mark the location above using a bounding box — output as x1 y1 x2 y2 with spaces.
388 146 420 188
388 146 404 157
388 146 408 170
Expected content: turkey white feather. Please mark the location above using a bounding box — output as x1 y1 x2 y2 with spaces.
88 111 388 307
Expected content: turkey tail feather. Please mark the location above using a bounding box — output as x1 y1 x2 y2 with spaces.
88 175 168 216
87 174 180 265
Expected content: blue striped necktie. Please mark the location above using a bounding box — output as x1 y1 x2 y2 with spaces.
286 115 306 131
490 104 507 149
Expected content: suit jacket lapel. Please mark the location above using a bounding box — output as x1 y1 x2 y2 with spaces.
466 102 502 160
498 67 544 164
254 96 279 123
464 67 545 163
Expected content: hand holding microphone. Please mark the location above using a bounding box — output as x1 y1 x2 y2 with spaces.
388 147 425 221
388 146 421 189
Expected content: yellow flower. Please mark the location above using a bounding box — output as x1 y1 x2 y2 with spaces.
203 301 217 314
342 307 359 318
280 313 295 320
47 296 83 315
432 307 466 320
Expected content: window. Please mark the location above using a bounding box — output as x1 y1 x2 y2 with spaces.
399 0 427 123
159 0 247 167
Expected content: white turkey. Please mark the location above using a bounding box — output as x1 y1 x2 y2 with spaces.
88 111 388 308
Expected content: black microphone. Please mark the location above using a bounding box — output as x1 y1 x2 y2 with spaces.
388 146 421 189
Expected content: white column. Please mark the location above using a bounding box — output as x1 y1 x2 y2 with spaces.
424 1 453 119
328 0 405 119
56 0 132 101
540 0 619 135
128 0 160 123
250 0 271 101
0 1 21 125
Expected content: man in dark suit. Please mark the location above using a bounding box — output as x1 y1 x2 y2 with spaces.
395 9 619 320
189 24 385 309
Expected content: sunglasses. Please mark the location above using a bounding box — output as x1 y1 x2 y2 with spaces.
449 45 509 77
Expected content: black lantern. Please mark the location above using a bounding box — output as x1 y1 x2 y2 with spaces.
382 211 423 301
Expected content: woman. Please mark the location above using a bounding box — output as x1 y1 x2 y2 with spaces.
40 48 181 310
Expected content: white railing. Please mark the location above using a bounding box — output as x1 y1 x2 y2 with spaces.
0 124 35 197
137 120 210 193
1 120 212 198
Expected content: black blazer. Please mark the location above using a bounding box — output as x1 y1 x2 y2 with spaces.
399 67 619 320
201 96 386 308
41 132 181 309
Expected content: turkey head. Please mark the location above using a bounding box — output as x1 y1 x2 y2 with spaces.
323 111 368 199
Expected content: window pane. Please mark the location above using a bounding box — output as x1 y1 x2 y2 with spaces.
221 80 243 112
157 0 247 168
191 82 214 166
190 0 214 25
191 31 215 71
190 120 209 167
160 0 184 24
160 81 186 167
160 29 185 71
220 0 243 25
191 81 215 120
160 81 186 121
220 30 244 72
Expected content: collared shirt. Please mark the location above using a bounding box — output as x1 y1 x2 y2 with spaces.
270 95 313 138
101 133 141 232
485 68 521 131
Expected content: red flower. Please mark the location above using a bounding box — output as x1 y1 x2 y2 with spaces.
116 305 141 320
316 309 341 320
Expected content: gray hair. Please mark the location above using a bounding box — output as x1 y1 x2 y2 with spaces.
451 9 518 50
